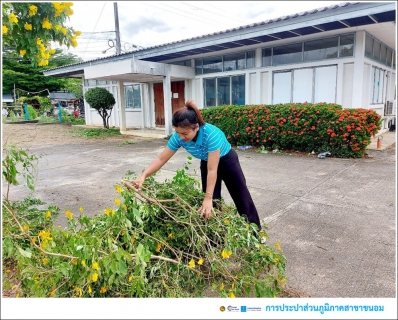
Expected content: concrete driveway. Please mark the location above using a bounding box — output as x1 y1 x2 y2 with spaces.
2 123 396 298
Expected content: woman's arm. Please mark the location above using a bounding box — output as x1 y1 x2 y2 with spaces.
198 149 220 219
133 147 176 190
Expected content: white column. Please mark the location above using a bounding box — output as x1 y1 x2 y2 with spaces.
117 81 126 132
352 31 366 109
336 62 344 106
163 65 172 136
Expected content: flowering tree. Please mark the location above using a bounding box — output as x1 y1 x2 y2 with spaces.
2 2 81 67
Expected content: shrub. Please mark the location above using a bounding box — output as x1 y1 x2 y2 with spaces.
84 87 115 129
201 103 381 158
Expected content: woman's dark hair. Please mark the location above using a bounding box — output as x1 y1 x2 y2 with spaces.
172 100 205 128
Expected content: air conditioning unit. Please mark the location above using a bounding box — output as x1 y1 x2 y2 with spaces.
384 100 396 116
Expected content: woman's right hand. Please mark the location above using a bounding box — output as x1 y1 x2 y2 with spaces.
132 175 146 190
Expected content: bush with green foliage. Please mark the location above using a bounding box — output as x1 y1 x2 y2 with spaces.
201 103 381 158
84 87 116 129
2 147 286 298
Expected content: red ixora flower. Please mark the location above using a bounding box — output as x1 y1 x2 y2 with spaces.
311 126 316 130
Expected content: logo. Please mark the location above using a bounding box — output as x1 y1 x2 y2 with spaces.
241 306 247 312
220 306 225 312
227 305 239 312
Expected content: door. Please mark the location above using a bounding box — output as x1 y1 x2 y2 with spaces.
154 81 185 126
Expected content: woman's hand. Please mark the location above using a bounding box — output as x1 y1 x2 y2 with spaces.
132 175 146 190
198 197 215 219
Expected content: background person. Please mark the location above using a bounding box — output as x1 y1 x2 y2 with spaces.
133 100 264 239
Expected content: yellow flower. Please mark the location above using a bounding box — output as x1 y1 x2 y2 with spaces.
131 235 136 243
100 287 107 293
74 286 82 297
274 258 279 263
92 262 100 270
41 240 47 250
31 237 37 244
115 185 122 193
24 23 32 31
113 198 121 206
220 282 224 290
54 24 62 31
81 260 86 267
221 249 232 259
72 259 77 265
50 290 56 297
168 233 174 239
79 206 84 213
45 211 51 220
198 258 203 265
91 273 98 282
155 243 162 253
36 38 42 45
128 275 133 282
224 219 230 224
65 7 74 16
275 240 281 251
188 259 195 268
123 205 127 210
61 27 68 35
20 50 26 57
228 291 236 298
29 5 38 16
88 285 92 294
65 210 73 220
22 225 29 232
42 258 49 265
49 49 56 55
245 224 249 229
42 17 52 29
2 25 8 34
104 208 115 216
39 230 52 241
75 30 82 36
9 13 18 23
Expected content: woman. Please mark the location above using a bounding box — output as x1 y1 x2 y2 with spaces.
133 100 263 238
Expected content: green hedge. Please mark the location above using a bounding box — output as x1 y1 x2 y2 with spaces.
201 103 381 158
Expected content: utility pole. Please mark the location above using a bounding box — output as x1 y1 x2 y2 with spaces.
114 2 122 55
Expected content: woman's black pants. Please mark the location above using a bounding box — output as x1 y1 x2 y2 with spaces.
200 148 261 231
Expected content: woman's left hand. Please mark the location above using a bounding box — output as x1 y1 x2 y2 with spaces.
198 198 215 219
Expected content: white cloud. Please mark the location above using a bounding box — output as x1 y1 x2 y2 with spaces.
61 1 345 61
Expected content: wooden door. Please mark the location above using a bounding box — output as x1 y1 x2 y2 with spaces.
154 81 185 127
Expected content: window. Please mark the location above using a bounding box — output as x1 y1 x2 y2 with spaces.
380 45 387 65
273 43 303 65
97 80 108 85
339 34 354 57
373 41 381 62
304 37 338 62
365 34 374 59
195 59 203 75
246 51 255 69
386 48 392 67
85 79 97 86
203 56 222 74
124 84 141 108
262 48 272 67
224 52 245 71
204 75 245 107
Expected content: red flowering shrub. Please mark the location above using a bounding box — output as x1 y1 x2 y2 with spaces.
201 103 381 158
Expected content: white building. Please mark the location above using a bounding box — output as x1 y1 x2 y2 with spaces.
43 1 396 136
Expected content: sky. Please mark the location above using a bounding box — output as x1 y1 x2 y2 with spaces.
59 1 347 61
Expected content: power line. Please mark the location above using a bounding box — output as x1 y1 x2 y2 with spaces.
82 2 108 59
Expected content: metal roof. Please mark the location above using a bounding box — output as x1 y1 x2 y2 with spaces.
49 92 76 100
43 1 396 77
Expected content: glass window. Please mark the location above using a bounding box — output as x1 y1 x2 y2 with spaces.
373 41 381 62
386 48 392 67
380 45 387 65
365 34 374 59
203 56 222 74
339 34 354 57
217 77 231 105
231 75 245 105
195 59 203 75
393 51 396 69
224 52 245 71
97 80 108 85
262 48 272 67
86 79 97 86
246 50 255 69
273 43 302 65
304 37 338 62
125 84 141 108
204 78 216 107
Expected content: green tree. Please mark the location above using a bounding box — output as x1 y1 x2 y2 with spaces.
2 49 84 98
2 2 81 67
84 87 116 129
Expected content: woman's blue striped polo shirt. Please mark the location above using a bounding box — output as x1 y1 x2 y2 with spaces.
167 123 231 161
